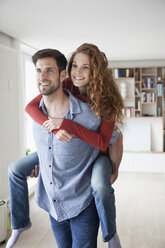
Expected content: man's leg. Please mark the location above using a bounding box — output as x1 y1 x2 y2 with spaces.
49 215 72 248
71 199 99 248
6 152 39 248
91 154 121 247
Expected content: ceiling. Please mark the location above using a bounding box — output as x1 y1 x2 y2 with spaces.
0 0 165 61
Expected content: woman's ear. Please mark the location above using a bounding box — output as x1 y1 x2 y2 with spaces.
60 70 67 82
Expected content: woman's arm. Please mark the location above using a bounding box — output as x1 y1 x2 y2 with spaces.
25 90 115 151
59 119 115 151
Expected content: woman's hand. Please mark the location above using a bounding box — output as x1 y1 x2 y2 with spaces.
110 169 119 184
56 130 74 142
43 117 63 132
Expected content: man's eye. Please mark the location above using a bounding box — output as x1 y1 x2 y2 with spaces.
47 68 53 72
36 68 41 73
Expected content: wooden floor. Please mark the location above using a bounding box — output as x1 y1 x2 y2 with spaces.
1 172 165 248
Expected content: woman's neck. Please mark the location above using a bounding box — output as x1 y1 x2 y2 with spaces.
78 86 87 96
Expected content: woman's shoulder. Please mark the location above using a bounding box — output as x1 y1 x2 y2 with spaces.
62 77 80 95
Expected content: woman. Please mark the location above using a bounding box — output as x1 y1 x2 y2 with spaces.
8 44 124 248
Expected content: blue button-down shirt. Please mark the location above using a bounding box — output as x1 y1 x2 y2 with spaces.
33 90 101 221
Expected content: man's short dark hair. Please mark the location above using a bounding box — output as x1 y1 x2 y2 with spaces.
32 48 67 73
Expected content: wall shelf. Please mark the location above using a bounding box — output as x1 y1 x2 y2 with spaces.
112 66 165 152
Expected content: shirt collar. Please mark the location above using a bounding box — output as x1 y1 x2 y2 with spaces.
39 89 82 119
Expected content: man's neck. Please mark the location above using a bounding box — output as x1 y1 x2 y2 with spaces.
43 89 69 118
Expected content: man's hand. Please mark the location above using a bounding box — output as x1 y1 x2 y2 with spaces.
56 130 74 142
30 165 39 178
43 117 63 132
109 131 123 184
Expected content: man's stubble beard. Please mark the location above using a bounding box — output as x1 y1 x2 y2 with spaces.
39 79 60 96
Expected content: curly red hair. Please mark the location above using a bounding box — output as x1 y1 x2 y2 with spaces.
68 43 124 127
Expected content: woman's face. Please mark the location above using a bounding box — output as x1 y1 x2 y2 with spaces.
71 52 91 88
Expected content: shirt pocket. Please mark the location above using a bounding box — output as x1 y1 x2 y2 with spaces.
54 136 88 156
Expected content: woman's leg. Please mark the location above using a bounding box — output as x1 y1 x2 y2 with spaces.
8 152 38 229
8 151 39 229
6 152 39 248
91 154 116 242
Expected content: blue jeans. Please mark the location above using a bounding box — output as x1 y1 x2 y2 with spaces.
50 199 99 248
8 153 116 242
8 152 39 229
91 154 116 242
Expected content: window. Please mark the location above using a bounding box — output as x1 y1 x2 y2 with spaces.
24 55 38 153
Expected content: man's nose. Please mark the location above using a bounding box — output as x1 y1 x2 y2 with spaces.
39 71 48 80
40 70 47 77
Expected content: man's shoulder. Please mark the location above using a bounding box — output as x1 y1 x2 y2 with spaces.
69 92 100 130
69 92 93 114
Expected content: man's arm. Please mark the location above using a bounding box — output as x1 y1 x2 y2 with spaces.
109 132 123 184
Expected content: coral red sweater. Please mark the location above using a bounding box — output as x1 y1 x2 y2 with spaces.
25 78 115 151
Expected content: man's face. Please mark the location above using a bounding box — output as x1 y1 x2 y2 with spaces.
36 57 61 95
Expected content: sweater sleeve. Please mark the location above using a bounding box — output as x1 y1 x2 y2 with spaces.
25 83 115 151
60 119 115 151
25 94 47 124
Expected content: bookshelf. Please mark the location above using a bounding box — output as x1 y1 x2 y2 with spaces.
112 66 165 152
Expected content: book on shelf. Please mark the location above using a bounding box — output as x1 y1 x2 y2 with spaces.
142 79 146 88
142 92 146 102
142 77 155 88
135 71 140 81
114 68 134 78
141 92 155 103
126 107 134 117
146 93 151 102
151 92 155 102
157 83 163 96
137 100 140 110
157 106 162 116
135 87 140 95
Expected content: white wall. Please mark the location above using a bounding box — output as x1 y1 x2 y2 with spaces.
123 117 163 152
120 152 165 173
0 33 25 200
109 59 165 68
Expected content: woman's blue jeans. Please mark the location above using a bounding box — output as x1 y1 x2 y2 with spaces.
8 152 116 242
91 154 116 242
8 152 39 229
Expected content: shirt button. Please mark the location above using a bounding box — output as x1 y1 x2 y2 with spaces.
50 182 52 184
49 147 51 149
49 165 51 168
53 199 56 202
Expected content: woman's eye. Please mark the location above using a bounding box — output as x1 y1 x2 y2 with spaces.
72 64 77 68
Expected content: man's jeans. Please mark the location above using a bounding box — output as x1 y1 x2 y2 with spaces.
8 153 116 242
50 199 99 248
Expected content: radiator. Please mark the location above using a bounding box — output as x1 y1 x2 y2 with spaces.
0 200 7 243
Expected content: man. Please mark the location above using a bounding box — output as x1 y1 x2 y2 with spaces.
7 48 123 248
32 48 101 247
